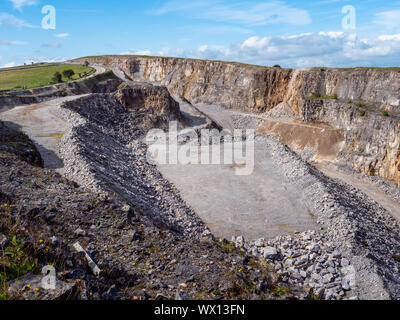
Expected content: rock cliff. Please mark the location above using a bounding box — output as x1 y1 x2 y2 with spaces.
73 56 293 112
72 56 400 186
73 56 400 113
114 84 183 130
303 99 400 186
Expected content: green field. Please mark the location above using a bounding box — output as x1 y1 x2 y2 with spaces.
0 63 95 91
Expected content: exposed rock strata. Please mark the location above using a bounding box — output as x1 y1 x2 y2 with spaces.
302 99 400 186
74 56 293 112
72 56 400 185
74 57 400 114
114 85 183 130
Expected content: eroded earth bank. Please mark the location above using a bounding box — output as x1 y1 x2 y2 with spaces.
1 57 400 300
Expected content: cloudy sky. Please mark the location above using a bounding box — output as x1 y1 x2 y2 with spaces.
0 0 400 68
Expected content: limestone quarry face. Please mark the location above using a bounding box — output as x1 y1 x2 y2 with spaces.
113 84 183 130
74 57 400 112
302 99 400 186
74 56 293 112
74 56 400 186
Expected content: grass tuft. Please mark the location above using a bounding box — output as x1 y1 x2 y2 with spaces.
381 110 389 117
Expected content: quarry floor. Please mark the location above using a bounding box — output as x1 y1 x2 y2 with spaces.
159 101 400 240
1 91 399 242
158 141 317 240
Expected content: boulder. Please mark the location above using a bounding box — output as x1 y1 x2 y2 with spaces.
7 274 78 300
262 246 278 259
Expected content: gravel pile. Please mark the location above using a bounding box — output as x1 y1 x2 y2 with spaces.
57 93 206 238
232 133 400 300
264 102 299 121
233 232 355 300
203 109 400 300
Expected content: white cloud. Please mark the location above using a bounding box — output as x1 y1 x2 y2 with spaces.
55 33 70 38
378 34 400 41
0 12 35 27
317 31 344 38
153 0 311 26
1 62 17 68
148 32 400 68
242 36 271 49
8 0 37 11
2 39 28 45
374 10 400 30
282 33 312 40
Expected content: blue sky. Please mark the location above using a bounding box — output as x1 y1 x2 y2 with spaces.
1 0 400 68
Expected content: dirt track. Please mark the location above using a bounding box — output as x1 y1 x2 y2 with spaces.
317 162 400 221
0 95 88 172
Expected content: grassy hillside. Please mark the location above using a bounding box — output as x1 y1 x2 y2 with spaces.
0 63 95 91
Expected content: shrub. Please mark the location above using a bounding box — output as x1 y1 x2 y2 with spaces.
381 110 389 117
56 89 67 97
347 99 353 103
1 235 37 299
307 92 339 100
273 64 281 68
359 110 366 117
52 72 62 83
307 92 321 100
62 69 75 80
356 102 365 108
